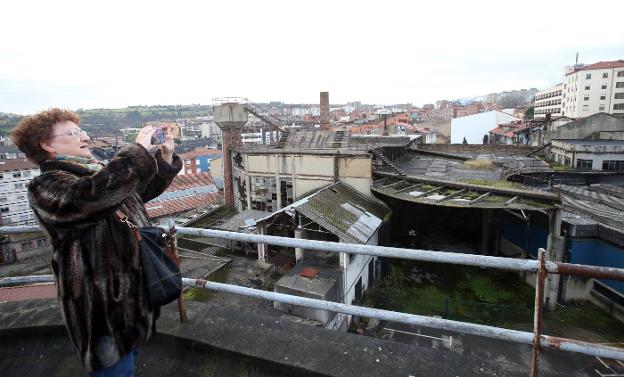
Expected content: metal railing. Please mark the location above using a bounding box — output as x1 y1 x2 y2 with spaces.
2 225 624 377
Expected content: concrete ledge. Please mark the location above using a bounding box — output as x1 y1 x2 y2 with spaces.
0 299 567 377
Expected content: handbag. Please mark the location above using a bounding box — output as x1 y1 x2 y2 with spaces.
116 210 183 307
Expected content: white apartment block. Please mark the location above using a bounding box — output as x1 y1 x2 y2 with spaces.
562 60 624 119
534 83 563 118
0 159 40 226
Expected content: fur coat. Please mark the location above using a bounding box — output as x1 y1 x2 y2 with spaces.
28 144 182 371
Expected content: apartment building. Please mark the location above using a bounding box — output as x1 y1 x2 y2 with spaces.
534 83 563 118
562 60 624 119
0 159 39 226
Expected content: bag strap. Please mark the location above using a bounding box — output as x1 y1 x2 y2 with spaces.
115 209 142 241
115 209 188 322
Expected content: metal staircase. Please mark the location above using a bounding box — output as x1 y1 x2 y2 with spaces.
370 149 406 176
331 130 345 148
242 102 286 132
277 130 291 148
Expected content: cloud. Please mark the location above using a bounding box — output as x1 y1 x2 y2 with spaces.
2 0 623 113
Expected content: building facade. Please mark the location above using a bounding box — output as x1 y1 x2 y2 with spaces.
229 131 373 213
550 140 624 170
0 159 40 226
562 60 624 119
534 83 563 118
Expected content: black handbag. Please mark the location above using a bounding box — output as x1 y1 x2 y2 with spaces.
116 210 183 307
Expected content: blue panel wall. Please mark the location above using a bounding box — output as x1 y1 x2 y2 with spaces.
196 154 222 173
568 238 624 294
500 213 548 258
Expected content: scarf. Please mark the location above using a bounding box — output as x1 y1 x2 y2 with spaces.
55 155 106 173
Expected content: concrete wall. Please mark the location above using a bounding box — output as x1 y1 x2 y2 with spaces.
549 113 624 140
235 152 373 211
210 157 223 180
451 111 519 144
413 143 535 156
551 140 624 170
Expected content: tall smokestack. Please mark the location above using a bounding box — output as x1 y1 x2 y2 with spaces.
320 92 330 131
213 102 248 208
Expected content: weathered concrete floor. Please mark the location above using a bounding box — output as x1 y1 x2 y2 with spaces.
0 299 586 377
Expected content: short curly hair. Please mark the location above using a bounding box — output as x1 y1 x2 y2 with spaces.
12 108 80 164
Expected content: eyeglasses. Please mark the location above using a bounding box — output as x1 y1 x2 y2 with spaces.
51 129 89 138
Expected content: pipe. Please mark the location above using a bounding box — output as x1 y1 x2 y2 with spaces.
2 225 624 281
3 274 624 361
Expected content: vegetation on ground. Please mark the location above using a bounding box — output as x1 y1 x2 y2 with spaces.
364 260 624 343
460 179 517 188
463 159 494 170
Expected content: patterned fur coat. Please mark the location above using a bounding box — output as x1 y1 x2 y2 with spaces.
28 144 182 371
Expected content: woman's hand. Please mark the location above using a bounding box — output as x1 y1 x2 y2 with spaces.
136 126 157 151
135 125 174 164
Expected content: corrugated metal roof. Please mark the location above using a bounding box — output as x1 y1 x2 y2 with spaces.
295 182 390 244
213 209 272 232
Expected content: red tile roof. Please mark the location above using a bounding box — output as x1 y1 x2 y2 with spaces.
146 192 222 218
166 173 215 191
0 159 37 172
0 283 57 302
566 60 624 75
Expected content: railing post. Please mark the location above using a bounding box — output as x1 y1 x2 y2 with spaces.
530 248 547 377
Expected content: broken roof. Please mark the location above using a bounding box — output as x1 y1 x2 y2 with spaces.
259 182 390 244
373 175 559 211
212 209 273 232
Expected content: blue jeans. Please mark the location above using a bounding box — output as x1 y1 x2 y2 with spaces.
89 349 138 377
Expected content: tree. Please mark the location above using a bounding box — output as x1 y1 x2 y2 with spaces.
462 137 468 145
524 106 534 120
483 134 489 144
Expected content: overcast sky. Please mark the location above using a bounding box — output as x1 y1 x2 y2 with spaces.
2 0 623 114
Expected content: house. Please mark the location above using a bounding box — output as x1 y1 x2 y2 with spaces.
548 113 624 170
451 110 519 144
255 182 390 330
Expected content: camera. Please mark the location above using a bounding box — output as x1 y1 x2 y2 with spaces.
151 128 165 145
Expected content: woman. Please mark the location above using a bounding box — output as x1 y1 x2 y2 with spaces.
12 109 182 376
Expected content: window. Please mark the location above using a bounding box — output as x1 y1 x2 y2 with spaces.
615 93 624 99
14 183 24 189
584 96 590 101
583 105 589 111
615 104 624 110
0 197 5 203
586 74 592 79
37 238 49 247
585 85 590 90
617 82 624 88
21 241 35 250
600 95 606 100
599 105 605 111
23 171 31 177
12 172 21 178
0 207 9 213
603 73 609 78
576 159 592 169
618 71 624 77
602 84 608 89
564 156 571 166
603 160 624 171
